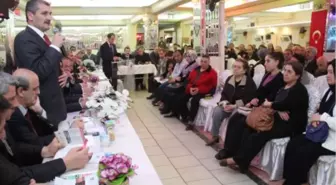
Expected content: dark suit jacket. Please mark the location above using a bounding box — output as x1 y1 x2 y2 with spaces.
100 42 120 79
305 58 318 77
0 130 66 184
7 108 55 147
134 53 151 64
14 26 67 126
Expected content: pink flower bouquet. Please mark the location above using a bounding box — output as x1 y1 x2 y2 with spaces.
90 75 99 83
98 153 137 185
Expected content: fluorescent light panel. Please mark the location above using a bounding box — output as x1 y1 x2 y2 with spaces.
47 0 159 7
53 15 133 20
158 13 193 20
233 17 249 21
266 2 313 12
179 0 257 8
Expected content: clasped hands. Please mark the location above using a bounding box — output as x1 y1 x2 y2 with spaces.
190 87 199 95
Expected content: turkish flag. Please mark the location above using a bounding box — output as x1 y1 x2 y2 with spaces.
309 10 328 57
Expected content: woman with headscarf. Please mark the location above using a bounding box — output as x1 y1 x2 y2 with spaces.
282 61 335 185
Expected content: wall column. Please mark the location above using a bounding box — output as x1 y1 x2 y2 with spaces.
143 14 159 50
219 0 225 72
192 0 201 53
127 23 137 51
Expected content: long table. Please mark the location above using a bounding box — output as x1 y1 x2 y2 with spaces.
49 80 162 184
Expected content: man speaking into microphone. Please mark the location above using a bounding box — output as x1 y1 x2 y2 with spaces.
14 0 67 128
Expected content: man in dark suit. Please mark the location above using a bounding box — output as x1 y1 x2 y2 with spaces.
305 46 318 77
134 46 151 90
7 69 56 147
14 0 67 128
100 33 120 90
120 46 135 61
82 48 97 63
0 71 91 185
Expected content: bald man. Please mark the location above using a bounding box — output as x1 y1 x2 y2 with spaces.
315 56 328 77
6 69 60 164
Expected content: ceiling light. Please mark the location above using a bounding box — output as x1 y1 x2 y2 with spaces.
179 0 258 8
53 15 133 20
158 13 193 20
233 17 249 21
266 2 313 13
47 0 159 7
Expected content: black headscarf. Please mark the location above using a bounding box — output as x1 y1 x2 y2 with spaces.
319 60 335 115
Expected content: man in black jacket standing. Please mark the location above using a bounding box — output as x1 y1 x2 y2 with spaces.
14 0 67 127
100 33 120 90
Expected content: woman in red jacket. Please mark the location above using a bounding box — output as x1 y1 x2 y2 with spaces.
181 55 218 130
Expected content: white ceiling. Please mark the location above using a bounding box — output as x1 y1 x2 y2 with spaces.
46 0 159 7
179 0 258 9
53 15 134 20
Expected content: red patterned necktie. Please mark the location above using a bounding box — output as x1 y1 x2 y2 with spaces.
25 112 37 135
43 34 51 46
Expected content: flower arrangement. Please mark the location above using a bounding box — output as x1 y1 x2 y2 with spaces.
98 153 137 185
90 75 99 83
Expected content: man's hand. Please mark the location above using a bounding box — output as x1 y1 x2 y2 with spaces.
175 77 181 81
190 88 199 95
113 56 119 61
250 98 259 107
29 97 43 115
58 73 69 88
63 147 92 170
29 179 36 185
52 33 65 48
224 104 236 112
278 111 290 121
168 78 176 83
262 99 272 108
72 119 84 130
41 138 62 158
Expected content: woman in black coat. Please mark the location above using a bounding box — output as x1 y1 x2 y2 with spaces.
206 58 257 146
220 61 309 173
214 52 285 158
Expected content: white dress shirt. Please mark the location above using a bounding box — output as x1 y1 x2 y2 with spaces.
18 105 47 119
27 25 61 53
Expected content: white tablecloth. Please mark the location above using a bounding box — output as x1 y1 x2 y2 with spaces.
55 113 162 185
118 64 157 76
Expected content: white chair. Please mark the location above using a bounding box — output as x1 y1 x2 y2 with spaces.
309 155 336 185
253 85 320 181
194 70 232 130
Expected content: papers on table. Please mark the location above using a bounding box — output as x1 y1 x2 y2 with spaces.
154 77 168 84
54 173 99 185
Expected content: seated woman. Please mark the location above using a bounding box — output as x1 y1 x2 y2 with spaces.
206 59 257 146
220 62 309 173
215 52 285 158
177 55 218 130
160 50 199 115
283 61 335 185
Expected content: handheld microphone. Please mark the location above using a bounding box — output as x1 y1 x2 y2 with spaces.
53 20 67 57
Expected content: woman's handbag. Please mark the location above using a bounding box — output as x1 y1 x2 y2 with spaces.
305 121 329 143
246 107 274 132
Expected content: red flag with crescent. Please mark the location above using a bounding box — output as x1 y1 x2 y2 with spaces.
309 10 328 57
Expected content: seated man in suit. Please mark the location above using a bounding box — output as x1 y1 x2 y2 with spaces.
134 46 151 90
7 69 57 148
0 71 91 185
61 58 85 112
82 48 97 63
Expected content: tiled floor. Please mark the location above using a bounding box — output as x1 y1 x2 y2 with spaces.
126 92 257 185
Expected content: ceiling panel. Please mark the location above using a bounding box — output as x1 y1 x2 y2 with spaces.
53 15 134 20
46 0 159 7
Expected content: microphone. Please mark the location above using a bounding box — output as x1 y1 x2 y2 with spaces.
53 20 67 57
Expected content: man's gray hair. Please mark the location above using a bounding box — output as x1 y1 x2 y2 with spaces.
25 0 51 22
0 72 18 96
15 76 30 90
307 46 318 57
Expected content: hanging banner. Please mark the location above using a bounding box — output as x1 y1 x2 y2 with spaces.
309 10 328 57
